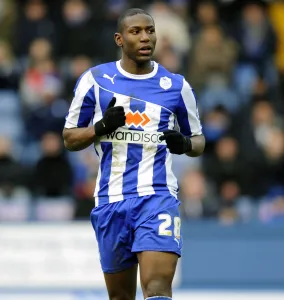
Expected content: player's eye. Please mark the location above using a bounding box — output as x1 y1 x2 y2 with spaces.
131 30 139 35
148 29 155 34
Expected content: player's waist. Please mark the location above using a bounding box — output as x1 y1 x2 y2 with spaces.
94 189 177 206
97 128 166 145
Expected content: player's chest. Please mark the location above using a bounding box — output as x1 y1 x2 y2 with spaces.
97 78 179 131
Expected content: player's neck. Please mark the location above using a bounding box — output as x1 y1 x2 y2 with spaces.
120 57 153 75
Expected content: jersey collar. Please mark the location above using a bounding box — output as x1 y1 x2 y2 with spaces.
116 60 158 79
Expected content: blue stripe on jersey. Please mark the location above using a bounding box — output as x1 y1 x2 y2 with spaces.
98 142 112 204
122 99 145 198
95 148 100 158
176 94 192 136
153 108 170 194
96 87 115 204
152 145 168 193
159 109 174 131
77 86 95 127
99 88 114 115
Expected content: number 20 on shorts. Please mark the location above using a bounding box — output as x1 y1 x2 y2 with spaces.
158 214 181 238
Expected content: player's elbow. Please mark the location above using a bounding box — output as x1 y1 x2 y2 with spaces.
63 138 75 151
62 128 77 151
63 140 76 151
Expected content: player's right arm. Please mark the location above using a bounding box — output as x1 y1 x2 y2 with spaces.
63 127 96 151
63 71 125 152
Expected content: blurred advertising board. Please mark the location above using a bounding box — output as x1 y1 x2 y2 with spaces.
0 222 180 289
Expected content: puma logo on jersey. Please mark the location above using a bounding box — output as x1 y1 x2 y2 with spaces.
103 74 117 84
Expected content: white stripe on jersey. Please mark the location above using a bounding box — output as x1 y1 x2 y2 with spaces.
181 79 202 136
168 113 175 130
94 146 103 207
107 94 131 203
93 81 103 124
166 113 178 197
165 150 178 198
65 70 95 128
137 102 162 196
93 81 103 204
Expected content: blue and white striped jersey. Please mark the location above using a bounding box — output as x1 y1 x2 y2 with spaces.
65 61 202 206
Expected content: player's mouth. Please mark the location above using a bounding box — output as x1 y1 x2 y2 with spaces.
138 46 152 55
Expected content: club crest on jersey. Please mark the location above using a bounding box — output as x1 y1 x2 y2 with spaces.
126 110 150 128
160 76 172 90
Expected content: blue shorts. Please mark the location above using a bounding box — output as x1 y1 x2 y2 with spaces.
90 193 182 273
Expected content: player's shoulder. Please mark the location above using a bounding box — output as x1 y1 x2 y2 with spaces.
156 63 189 91
89 61 117 79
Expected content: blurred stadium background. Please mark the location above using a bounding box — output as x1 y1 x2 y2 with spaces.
0 0 284 299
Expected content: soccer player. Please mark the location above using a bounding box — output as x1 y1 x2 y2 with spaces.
63 8 205 300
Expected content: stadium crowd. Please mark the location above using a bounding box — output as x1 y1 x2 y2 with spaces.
0 0 284 224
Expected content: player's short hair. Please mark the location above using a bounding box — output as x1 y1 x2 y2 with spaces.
117 8 153 33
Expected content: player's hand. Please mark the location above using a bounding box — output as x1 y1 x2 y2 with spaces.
159 130 192 155
94 97 126 136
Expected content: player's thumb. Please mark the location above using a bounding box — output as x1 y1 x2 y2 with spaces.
107 97 116 109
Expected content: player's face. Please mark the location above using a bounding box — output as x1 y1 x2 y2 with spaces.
116 14 157 63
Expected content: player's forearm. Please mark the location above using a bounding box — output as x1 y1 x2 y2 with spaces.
186 134 205 157
62 127 96 151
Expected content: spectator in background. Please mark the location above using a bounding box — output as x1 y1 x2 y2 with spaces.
236 99 282 161
269 0 284 99
261 128 284 191
231 1 277 98
0 40 20 90
190 0 222 37
0 136 31 199
154 37 183 74
98 0 128 62
188 24 240 115
229 74 280 139
33 132 73 197
204 136 246 194
74 175 97 219
218 180 240 225
33 132 74 221
69 146 100 197
20 38 55 108
0 135 31 221
188 24 238 94
61 55 93 100
180 170 218 219
58 0 99 59
233 100 284 197
22 58 67 140
201 105 231 154
259 186 284 224
0 0 17 43
148 1 191 59
14 0 56 58
27 37 53 65
166 0 188 20
19 38 66 141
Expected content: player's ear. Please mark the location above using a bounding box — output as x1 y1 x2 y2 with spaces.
114 33 123 47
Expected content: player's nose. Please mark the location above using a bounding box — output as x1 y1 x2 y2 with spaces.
140 30 150 42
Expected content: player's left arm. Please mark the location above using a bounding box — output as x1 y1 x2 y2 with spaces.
160 78 205 157
185 134 205 157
